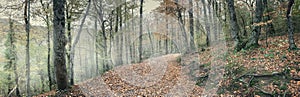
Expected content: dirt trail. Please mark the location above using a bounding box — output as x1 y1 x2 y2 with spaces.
78 54 204 96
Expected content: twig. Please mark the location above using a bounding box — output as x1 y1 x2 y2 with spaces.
248 76 254 86
292 77 300 81
254 86 273 96
246 72 283 77
7 85 17 97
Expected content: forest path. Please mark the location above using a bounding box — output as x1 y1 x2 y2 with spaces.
77 54 204 96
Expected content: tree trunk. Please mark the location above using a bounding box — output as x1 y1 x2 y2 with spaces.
239 12 247 37
201 0 210 46
189 0 195 51
95 19 99 75
66 11 73 85
286 0 297 50
227 0 242 51
68 0 91 84
175 0 189 52
46 15 53 90
8 17 21 97
40 0 53 90
24 0 31 96
245 0 263 49
119 4 123 65
53 0 68 91
102 20 108 71
108 13 113 70
139 0 143 62
196 1 200 36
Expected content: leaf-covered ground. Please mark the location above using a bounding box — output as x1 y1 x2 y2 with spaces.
35 33 300 97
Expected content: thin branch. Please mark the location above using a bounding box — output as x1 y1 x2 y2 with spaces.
245 72 283 77
7 85 17 97
70 0 92 63
254 86 273 96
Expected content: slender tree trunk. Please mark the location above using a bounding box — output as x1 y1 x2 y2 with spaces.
40 0 53 90
69 0 91 84
108 13 113 70
46 16 52 90
223 0 227 23
196 1 200 35
114 6 122 66
201 0 210 46
24 0 31 96
66 11 73 85
245 0 263 48
227 0 241 51
139 0 143 62
8 17 21 97
175 0 188 52
53 0 68 91
189 0 195 51
212 0 218 40
130 0 135 63
95 19 99 75
119 4 123 65
165 17 169 54
286 0 297 50
102 20 108 71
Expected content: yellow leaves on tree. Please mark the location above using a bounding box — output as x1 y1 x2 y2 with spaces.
155 0 185 17
153 32 170 40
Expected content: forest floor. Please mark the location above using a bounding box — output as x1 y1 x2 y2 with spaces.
35 33 300 97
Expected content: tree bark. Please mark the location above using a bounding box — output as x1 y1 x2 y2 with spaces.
201 0 210 46
139 0 143 62
102 20 108 71
119 3 123 65
46 6 53 91
66 9 73 85
95 19 99 75
24 0 31 96
286 0 297 50
189 0 195 51
227 0 242 51
53 0 68 91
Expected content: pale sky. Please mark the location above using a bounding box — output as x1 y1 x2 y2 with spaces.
0 0 162 26
144 0 160 13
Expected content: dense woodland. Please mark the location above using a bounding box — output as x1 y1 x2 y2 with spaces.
0 0 299 96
